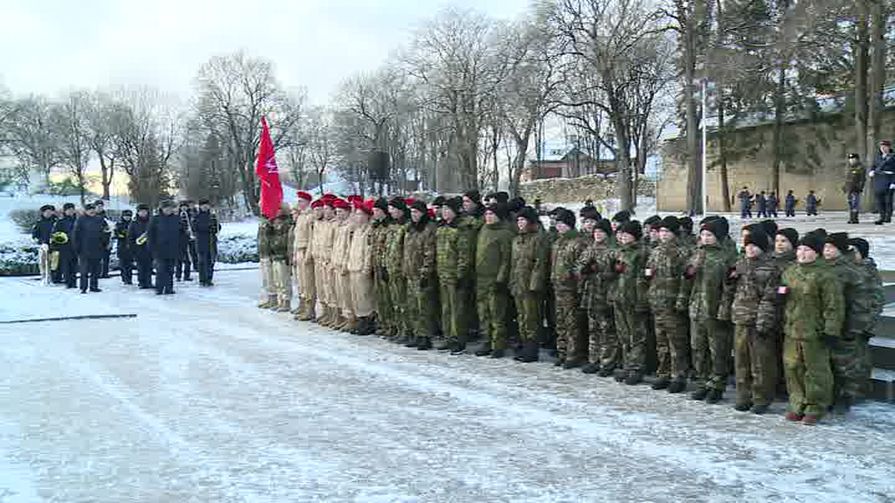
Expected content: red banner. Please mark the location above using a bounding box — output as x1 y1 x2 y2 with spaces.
255 116 283 220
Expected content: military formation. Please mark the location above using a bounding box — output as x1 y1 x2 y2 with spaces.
32 198 220 295
258 188 885 425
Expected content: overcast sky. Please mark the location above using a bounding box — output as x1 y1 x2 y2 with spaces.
0 0 531 104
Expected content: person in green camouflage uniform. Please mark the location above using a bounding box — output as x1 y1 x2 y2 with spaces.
510 206 550 362
403 200 439 350
772 228 799 396
848 237 885 397
385 198 410 342
780 232 845 425
550 208 590 369
267 206 295 312
607 220 650 384
721 228 781 414
436 197 468 352
577 218 619 376
459 191 484 344
645 216 691 392
823 232 874 413
257 218 276 308
680 217 736 403
474 203 515 358
369 198 393 336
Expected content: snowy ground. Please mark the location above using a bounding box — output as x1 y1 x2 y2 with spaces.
1 270 894 501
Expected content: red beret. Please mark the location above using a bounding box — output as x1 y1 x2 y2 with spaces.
347 195 363 205
332 198 350 210
311 199 324 209
404 197 416 206
297 191 312 201
355 199 374 215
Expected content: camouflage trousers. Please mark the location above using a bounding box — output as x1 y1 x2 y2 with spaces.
477 284 510 350
691 318 732 391
407 277 439 338
653 309 690 380
555 290 586 362
857 334 873 396
388 274 409 337
614 305 650 373
293 249 315 304
374 271 393 333
586 306 619 370
784 336 833 417
830 334 865 402
440 281 469 344
734 325 777 407
514 291 542 343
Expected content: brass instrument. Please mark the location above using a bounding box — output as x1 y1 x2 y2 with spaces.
136 232 148 246
50 231 69 245
181 208 196 241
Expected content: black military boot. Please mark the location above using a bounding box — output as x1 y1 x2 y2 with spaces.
750 403 769 415
705 388 724 404
580 363 600 374
489 349 505 358
435 340 453 351
514 341 539 363
474 347 492 357
667 378 687 394
624 372 643 385
416 337 433 350
597 366 615 378
733 401 752 412
404 336 419 348
690 387 709 401
832 396 853 415
553 358 565 367
651 377 670 390
449 342 467 355
563 359 584 370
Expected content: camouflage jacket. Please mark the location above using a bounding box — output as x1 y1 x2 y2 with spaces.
476 220 514 288
645 238 690 312
436 220 462 284
722 253 780 331
369 218 391 273
828 255 872 338
257 219 273 258
267 214 295 262
510 226 550 296
457 213 483 280
576 240 615 312
854 257 885 336
551 229 589 293
607 241 649 310
385 219 408 277
403 219 437 281
844 163 866 193
681 242 735 321
781 260 845 340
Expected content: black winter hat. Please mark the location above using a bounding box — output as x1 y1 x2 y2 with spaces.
62 203 75 210
374 197 389 212
39 204 55 213
658 216 680 234
700 217 729 240
160 200 176 209
700 214 720 226
198 198 210 205
848 237 870 259
93 199 105 206
508 197 526 214
388 197 407 212
679 216 693 234
84 203 95 211
594 218 613 236
484 202 510 221
432 195 446 207
580 206 601 222
410 199 428 214
826 232 850 254
799 232 825 254
443 196 463 215
617 220 643 241
612 210 631 223
760 219 778 238
486 192 509 205
812 228 828 240
644 215 662 228
121 209 133 217
517 205 539 225
463 190 481 206
136 204 150 212
554 208 576 228
744 228 770 252
776 228 799 249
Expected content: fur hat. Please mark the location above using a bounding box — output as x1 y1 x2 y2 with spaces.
432 195 446 207
517 205 539 225
490 191 510 204
443 196 463 215
410 199 428 214
617 220 643 241
658 216 680 234
484 202 510 221
373 197 389 212
643 215 662 229
121 209 133 217
798 232 825 254
760 219 778 238
611 210 631 223
700 217 729 240
678 216 693 235
594 218 613 236
508 197 526 214
94 199 106 206
84 203 96 211
776 228 799 249
553 208 575 228
848 237 870 259
463 190 481 206
744 228 769 252
388 197 407 212
579 206 601 222
825 232 850 254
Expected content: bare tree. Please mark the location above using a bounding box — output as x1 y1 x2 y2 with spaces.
5 95 63 185
84 91 128 200
306 106 334 195
52 91 93 204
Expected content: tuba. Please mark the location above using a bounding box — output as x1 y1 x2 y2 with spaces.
136 232 148 246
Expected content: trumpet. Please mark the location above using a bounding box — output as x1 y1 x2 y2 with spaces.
136 232 148 246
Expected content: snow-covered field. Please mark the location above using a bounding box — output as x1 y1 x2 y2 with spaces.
1 269 894 501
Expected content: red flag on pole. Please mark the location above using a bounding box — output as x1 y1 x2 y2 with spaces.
255 116 283 220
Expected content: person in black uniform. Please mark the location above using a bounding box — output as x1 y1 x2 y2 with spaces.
93 199 113 278
52 203 78 288
72 203 107 293
149 200 182 295
115 209 134 285
128 204 154 289
32 204 57 285
176 200 195 282
191 199 220 286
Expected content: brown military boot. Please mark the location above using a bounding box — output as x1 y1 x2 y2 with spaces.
257 294 276 309
318 306 332 326
344 314 358 333
299 300 315 321
333 314 347 331
276 299 291 312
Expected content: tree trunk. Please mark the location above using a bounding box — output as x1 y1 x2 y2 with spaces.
771 59 787 198
855 1 870 161
681 1 703 214
717 91 731 212
98 154 113 201
867 0 888 157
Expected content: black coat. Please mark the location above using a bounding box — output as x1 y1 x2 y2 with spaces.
870 153 895 193
148 213 182 260
115 219 132 256
128 216 152 260
72 215 109 259
32 217 56 245
191 210 220 254
52 215 76 251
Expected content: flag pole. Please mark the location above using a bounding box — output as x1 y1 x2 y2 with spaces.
701 78 708 216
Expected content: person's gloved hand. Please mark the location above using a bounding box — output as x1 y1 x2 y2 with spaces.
644 268 654 280
614 260 626 274
683 265 697 279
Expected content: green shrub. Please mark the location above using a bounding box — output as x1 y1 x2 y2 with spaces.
0 244 39 276
9 209 36 234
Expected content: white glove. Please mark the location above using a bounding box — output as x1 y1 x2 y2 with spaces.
869 170 875 177
40 243 49 252
889 183 895 190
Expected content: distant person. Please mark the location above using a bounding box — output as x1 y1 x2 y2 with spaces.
32 204 56 286
128 204 154 289
737 187 753 219
191 199 220 287
869 140 895 225
114 210 134 285
72 203 108 294
176 201 195 282
766 192 779 218
52 203 78 288
93 200 113 278
843 153 866 224
149 200 182 295
756 191 768 218
784 190 796 217
805 191 819 216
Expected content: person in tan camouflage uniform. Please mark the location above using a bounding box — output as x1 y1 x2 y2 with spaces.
331 198 356 331
347 200 375 335
291 191 316 320
313 197 338 326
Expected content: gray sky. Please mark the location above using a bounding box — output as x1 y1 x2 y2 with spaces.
0 0 531 104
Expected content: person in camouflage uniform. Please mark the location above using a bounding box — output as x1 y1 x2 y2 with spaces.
403 200 439 350
312 197 336 325
678 217 697 251
772 228 799 395
643 215 662 249
577 218 619 376
331 199 355 330
823 232 875 413
645 216 691 392
844 153 866 224
606 220 651 384
848 237 885 397
459 191 485 344
550 208 590 368
779 232 845 425
721 228 781 414
257 217 276 308
385 198 411 342
436 197 468 352
369 198 393 336
510 206 550 363
473 203 514 358
680 217 736 403
267 203 295 312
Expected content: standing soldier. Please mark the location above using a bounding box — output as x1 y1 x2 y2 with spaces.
510 206 550 363
869 140 895 225
844 153 866 224
176 201 195 282
347 200 375 335
779 232 844 425
73 203 108 294
436 197 467 352
784 190 797 217
385 198 411 342
550 208 590 368
608 220 650 383
313 197 338 326
369 198 393 335
403 200 439 350
191 199 220 287
115 209 134 285
805 190 819 216
473 203 514 358
767 192 779 218
148 201 182 295
291 191 315 317
724 228 781 414
268 203 295 312
331 198 356 330
682 217 735 403
577 218 618 375
459 191 484 345
756 191 768 218
257 216 276 308
93 200 113 278
645 216 691 392
52 203 78 289
737 187 753 219
129 204 153 290
32 204 56 286
848 237 884 398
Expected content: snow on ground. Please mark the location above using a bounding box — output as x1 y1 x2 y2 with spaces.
1 270 894 501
